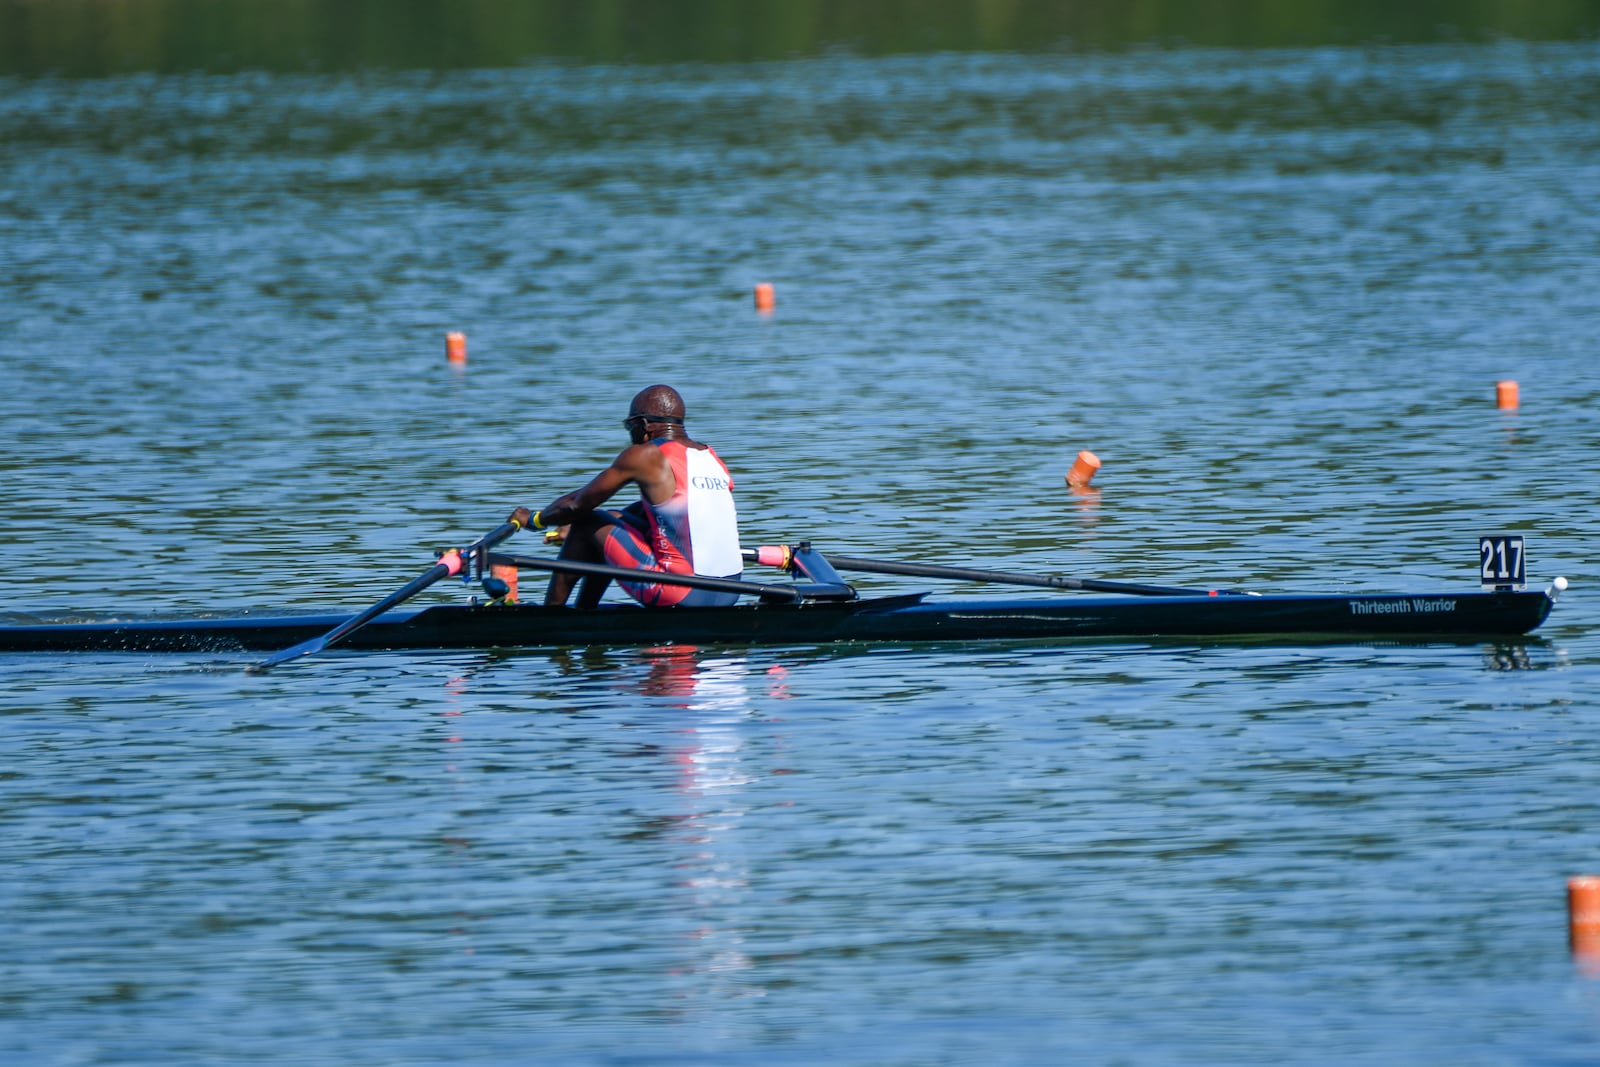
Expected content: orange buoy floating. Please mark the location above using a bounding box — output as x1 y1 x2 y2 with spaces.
1570 876 1600 957
754 282 775 313
446 331 467 364
489 561 519 604
1065 449 1101 487
1496 379 1519 410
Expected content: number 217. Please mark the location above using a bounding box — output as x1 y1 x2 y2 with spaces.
1480 536 1524 582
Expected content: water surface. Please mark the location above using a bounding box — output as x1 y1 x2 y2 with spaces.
2 37 1599 1067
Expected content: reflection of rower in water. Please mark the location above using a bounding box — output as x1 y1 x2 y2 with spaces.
510 385 743 608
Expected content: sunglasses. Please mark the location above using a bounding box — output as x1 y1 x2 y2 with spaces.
622 414 685 430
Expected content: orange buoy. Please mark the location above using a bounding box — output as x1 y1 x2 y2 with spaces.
1065 449 1101 487
1496 379 1519 410
446 331 467 364
489 561 519 603
754 282 775 313
1570 876 1600 956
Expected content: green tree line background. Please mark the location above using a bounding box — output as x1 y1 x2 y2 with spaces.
4 0 1599 76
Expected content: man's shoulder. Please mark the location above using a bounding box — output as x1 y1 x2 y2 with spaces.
646 436 713 453
612 442 670 468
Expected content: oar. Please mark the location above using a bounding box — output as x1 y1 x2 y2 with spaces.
249 518 526 672
744 546 1246 597
488 552 821 603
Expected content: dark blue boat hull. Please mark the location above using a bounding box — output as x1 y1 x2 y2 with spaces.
0 589 1556 654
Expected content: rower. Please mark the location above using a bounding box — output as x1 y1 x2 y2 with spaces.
508 385 744 608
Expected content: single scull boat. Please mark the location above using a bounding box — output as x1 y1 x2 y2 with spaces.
0 538 1565 658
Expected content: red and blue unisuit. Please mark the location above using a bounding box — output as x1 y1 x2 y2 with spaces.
598 439 742 607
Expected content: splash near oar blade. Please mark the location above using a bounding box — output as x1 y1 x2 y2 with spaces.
248 518 525 673
248 552 464 671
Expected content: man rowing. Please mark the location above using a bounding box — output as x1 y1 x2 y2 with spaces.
509 384 744 608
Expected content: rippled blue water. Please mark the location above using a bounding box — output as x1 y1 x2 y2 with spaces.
3 41 1599 1066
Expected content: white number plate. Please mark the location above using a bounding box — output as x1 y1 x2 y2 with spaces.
1479 535 1526 590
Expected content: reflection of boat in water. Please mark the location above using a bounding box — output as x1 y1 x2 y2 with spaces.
616 646 768 997
635 644 779 712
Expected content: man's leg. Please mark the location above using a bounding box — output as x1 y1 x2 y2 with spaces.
544 512 614 607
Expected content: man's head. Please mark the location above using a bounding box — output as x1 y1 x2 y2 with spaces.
623 384 686 443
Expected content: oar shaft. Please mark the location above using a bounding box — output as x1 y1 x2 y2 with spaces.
333 519 523 634
751 549 1222 597
490 553 804 602
317 557 459 646
251 519 526 672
